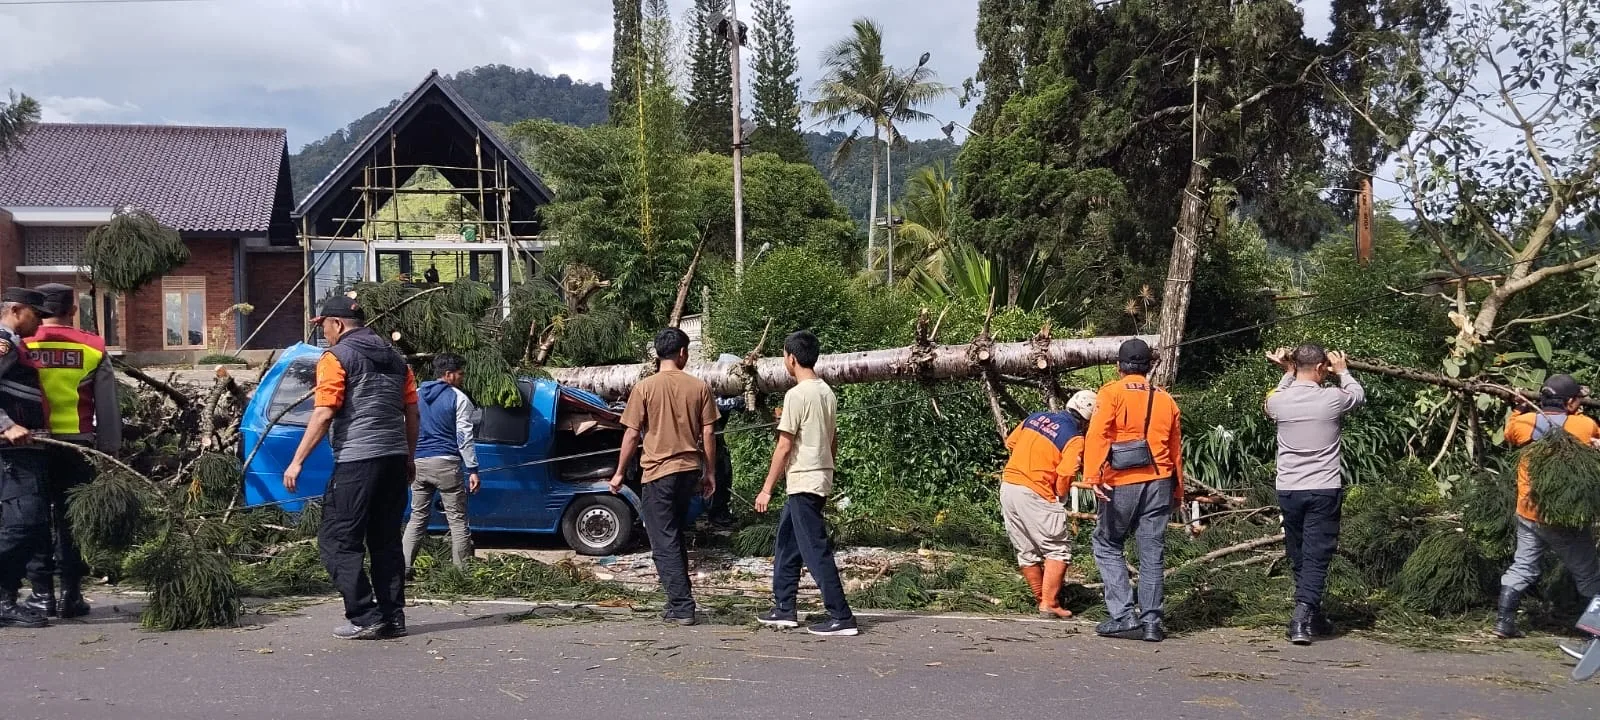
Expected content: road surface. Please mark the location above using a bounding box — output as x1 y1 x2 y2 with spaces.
0 593 1593 719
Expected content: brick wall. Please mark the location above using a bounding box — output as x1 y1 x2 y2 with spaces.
244 251 306 349
124 238 240 353
0 210 18 289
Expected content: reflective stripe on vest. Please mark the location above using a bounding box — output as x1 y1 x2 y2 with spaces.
27 327 107 437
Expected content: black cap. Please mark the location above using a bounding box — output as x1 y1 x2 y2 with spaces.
1541 374 1587 402
1 287 50 316
311 295 365 323
34 283 75 319
1118 338 1153 365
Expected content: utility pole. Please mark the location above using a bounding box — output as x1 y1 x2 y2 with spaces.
723 2 748 280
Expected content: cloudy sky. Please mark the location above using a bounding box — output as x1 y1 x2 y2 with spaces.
0 0 1334 153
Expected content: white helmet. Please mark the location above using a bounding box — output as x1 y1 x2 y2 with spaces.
1066 390 1098 419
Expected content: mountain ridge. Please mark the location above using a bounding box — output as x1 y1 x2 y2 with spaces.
286 64 958 225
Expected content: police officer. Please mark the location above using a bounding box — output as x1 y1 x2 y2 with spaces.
23 284 120 618
283 295 419 640
0 287 55 627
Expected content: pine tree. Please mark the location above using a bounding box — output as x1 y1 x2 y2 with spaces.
749 0 807 163
609 0 645 126
684 0 733 154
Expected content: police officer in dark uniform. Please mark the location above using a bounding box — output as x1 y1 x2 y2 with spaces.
0 287 55 627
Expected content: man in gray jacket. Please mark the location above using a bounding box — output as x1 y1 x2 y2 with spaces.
1265 344 1365 645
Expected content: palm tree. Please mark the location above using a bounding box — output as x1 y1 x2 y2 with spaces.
0 91 41 158
809 18 949 274
892 161 955 277
810 19 891 270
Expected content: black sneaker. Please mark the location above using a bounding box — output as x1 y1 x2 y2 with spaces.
23 590 56 618
1095 616 1143 639
1142 622 1165 643
710 512 737 529
0 600 49 628
807 618 859 636
663 612 699 627
332 621 386 640
757 609 799 628
381 612 407 638
58 591 90 619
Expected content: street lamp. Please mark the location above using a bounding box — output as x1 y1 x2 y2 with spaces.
940 119 978 140
883 51 931 286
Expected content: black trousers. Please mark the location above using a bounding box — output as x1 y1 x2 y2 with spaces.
1278 488 1344 607
772 492 853 621
0 449 51 595
642 470 699 616
27 445 92 592
710 437 734 518
318 455 408 627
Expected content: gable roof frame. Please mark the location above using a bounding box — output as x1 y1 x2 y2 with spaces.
292 70 554 238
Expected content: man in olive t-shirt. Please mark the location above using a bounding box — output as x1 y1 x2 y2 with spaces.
754 330 857 636
611 327 719 625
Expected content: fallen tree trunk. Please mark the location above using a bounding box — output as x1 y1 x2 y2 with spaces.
550 335 1157 400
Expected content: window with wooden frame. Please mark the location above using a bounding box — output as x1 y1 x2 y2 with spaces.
162 277 207 349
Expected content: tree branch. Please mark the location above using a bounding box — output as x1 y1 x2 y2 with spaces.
668 236 706 329
1348 358 1599 409
112 357 192 409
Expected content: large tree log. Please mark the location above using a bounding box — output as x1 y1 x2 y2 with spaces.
550 335 1157 401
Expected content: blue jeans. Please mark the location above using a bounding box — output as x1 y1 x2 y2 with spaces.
1091 478 1174 625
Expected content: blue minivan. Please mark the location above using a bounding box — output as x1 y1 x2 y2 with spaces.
240 343 697 555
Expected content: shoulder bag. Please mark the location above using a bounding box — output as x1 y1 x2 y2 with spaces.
1107 383 1158 471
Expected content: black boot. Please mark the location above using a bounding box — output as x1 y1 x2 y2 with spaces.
23 589 57 618
1287 602 1315 645
0 591 49 628
58 585 90 619
1493 587 1524 639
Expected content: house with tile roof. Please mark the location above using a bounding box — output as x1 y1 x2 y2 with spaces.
0 122 301 361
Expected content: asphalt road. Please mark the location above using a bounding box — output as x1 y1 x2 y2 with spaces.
1 594 1594 720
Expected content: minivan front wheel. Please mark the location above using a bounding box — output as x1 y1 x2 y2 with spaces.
560 494 634 556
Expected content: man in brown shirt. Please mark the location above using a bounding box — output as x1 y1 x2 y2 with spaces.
610 327 719 625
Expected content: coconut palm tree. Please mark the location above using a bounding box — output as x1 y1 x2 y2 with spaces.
0 91 41 158
809 18 949 274
891 161 955 277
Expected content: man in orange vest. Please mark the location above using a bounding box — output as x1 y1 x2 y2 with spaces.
23 284 120 618
1084 338 1184 643
1493 374 1600 639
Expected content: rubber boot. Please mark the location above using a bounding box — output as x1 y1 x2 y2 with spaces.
1493 587 1524 639
1038 559 1073 619
1019 564 1044 604
1287 602 1315 645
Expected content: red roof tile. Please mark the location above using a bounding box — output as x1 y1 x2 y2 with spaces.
0 123 289 234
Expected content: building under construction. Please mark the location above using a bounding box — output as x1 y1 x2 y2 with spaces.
291 70 554 338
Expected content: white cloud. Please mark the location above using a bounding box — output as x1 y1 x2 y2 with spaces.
38 96 140 123
0 0 1337 149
